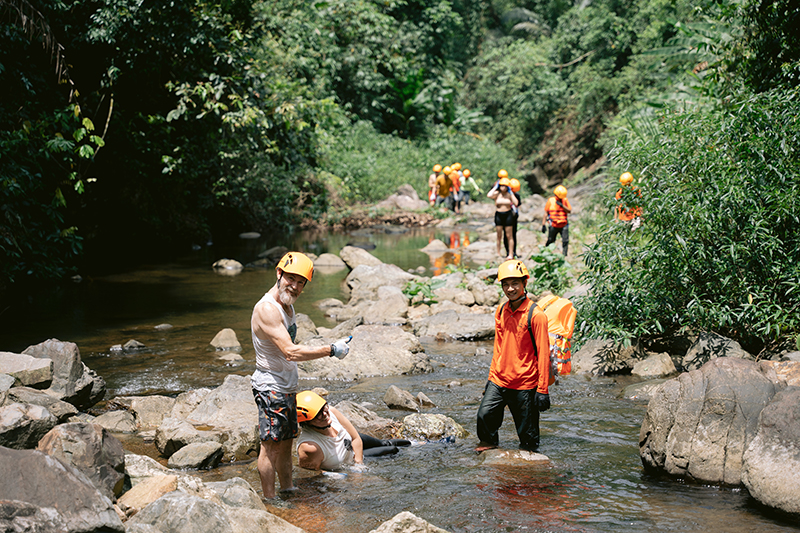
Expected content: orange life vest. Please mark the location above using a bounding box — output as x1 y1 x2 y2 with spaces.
536 295 577 377
545 197 570 228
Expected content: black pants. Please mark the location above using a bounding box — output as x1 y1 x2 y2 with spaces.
359 433 411 457
476 381 540 451
545 224 569 256
503 211 519 257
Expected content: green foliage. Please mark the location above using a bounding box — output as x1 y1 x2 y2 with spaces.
526 244 572 296
403 278 447 305
581 85 800 351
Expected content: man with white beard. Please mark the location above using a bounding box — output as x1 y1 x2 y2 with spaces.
250 251 350 501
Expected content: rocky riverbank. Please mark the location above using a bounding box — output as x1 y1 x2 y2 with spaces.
2 185 800 531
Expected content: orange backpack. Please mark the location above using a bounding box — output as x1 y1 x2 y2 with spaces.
535 295 577 378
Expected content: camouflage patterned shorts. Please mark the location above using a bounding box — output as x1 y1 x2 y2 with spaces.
252 389 298 442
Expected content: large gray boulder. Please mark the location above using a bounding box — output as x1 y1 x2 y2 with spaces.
22 339 106 409
344 263 417 303
0 446 124 532
680 332 751 372
632 353 677 378
340 245 383 269
571 338 643 375
36 421 125 500
639 357 783 485
299 325 432 381
167 441 224 469
411 310 495 340
333 401 400 439
3 386 79 422
466 275 500 307
0 351 52 388
368 511 450 533
0 402 58 449
111 394 176 429
358 285 410 324
125 491 305 533
742 387 800 514
399 414 468 441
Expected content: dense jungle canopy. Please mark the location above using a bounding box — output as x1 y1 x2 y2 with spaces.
1 0 799 351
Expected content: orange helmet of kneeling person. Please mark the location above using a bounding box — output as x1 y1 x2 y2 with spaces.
463 169 471 177
554 185 568 199
498 177 511 188
453 162 462 171
619 172 634 186
498 169 508 179
443 166 452 175
497 259 529 281
276 252 314 281
296 390 327 423
510 178 521 192
433 164 442 173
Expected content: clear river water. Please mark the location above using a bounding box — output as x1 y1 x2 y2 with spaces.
1 223 797 533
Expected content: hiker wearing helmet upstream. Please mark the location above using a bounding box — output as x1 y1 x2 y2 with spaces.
428 164 442 207
543 185 572 256
488 170 519 260
476 259 551 452
296 390 411 472
251 252 351 500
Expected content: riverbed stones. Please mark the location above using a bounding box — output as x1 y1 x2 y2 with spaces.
36 421 126 500
117 474 179 516
340 245 383 269
156 417 220 458
639 357 783 485
93 409 137 433
466 275 500 306
741 387 800 515
334 400 400 439
210 328 241 351
299 325 432 381
3 386 79 422
384 385 419 411
411 309 495 341
123 339 146 351
0 352 53 388
399 413 468 441
212 258 243 271
761 360 800 386
368 511 450 533
22 338 106 408
344 263 417 303
0 446 125 532
681 332 751 372
0 402 58 449
632 353 677 378
167 441 224 469
620 379 668 402
112 394 176 429
480 449 551 466
571 338 643 375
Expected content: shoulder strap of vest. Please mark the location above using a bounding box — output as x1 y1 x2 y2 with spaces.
526 302 539 361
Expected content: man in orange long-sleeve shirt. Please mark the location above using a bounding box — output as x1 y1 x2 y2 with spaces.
476 259 551 452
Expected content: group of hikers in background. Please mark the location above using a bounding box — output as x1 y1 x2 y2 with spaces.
428 165 642 261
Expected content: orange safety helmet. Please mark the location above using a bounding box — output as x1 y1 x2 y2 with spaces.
554 185 568 199
463 169 471 177
452 162 462 171
276 252 314 281
509 178 521 192
619 172 633 186
433 164 442 173
443 166 452 175
498 177 511 188
296 390 327 423
497 259 529 281
497 169 508 179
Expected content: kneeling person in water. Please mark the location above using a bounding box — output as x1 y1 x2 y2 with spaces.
296 390 410 471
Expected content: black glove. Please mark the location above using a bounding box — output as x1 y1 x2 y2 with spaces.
534 392 550 412
556 199 564 208
541 224 547 234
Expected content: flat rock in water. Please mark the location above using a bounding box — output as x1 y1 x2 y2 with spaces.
238 232 261 239
480 448 550 465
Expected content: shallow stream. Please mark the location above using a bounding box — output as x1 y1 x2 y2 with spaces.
1 224 797 533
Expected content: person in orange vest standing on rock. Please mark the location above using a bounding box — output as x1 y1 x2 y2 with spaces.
615 172 642 230
542 185 571 256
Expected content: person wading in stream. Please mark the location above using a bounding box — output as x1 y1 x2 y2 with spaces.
250 252 351 500
476 259 551 452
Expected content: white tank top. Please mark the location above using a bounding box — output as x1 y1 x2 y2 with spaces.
296 412 354 471
250 292 298 393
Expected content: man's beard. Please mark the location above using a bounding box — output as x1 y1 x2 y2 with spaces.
277 280 298 306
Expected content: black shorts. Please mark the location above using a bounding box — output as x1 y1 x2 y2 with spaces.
494 210 515 228
253 389 298 442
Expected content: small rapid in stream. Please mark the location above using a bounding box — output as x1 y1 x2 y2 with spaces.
1 225 797 533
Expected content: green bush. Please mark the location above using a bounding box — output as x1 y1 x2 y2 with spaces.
579 85 800 352
527 244 573 296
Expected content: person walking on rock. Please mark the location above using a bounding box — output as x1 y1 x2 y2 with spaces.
476 259 551 452
488 170 519 260
543 185 571 256
428 164 442 207
615 171 642 230
250 252 350 500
